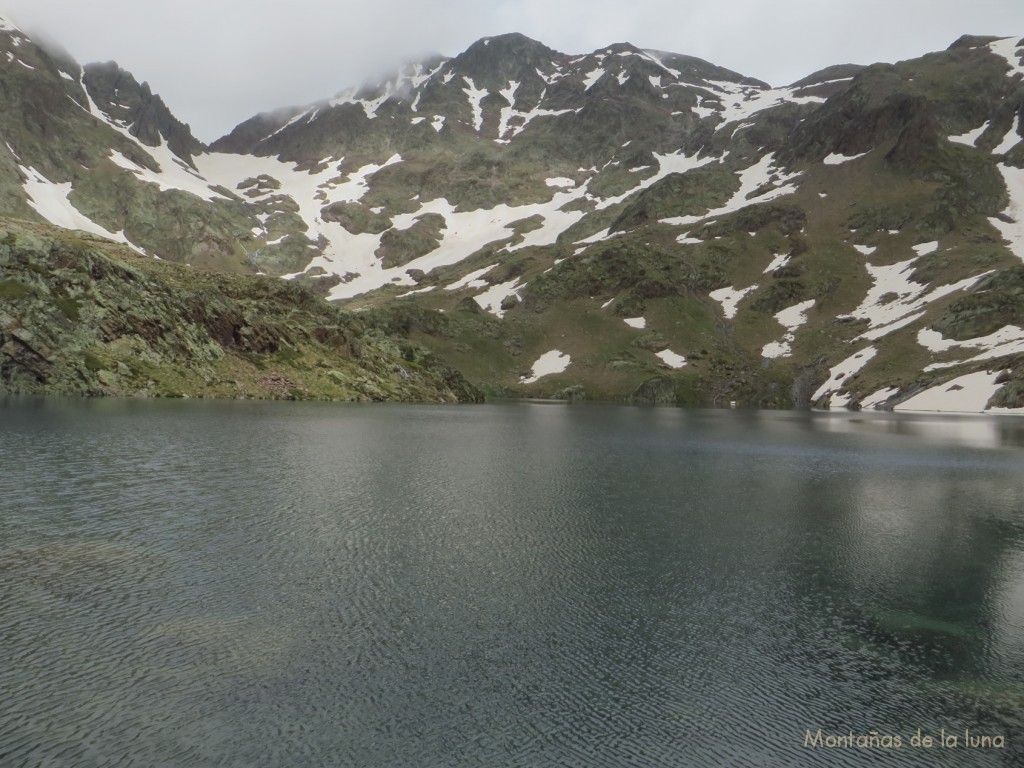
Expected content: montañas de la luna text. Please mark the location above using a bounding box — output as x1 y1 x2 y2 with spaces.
804 729 1005 750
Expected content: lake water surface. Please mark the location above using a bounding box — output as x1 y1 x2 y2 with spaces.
2 399 1024 767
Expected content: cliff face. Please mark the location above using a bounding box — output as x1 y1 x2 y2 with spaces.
0 218 481 402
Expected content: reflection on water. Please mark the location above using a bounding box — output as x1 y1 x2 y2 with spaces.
814 410 1024 451
2 399 1023 767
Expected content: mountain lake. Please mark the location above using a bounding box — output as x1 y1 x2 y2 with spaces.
2 398 1023 767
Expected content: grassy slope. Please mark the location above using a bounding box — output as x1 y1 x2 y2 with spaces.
360 128 1024 407
0 218 481 402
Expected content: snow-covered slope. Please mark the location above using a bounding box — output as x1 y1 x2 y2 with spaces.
2 22 1024 412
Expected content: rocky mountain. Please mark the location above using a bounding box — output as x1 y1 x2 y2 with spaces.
1 14 1024 411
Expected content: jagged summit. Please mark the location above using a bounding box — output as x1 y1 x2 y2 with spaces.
82 60 203 162
787 64 866 89
449 33 564 89
206 33 772 164
948 34 1011 51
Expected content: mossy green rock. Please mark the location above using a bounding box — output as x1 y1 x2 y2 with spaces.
0 218 481 402
931 267 1024 340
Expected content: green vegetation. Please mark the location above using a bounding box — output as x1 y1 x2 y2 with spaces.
377 213 446 268
932 267 1024 339
0 278 30 299
0 218 481 402
611 165 739 232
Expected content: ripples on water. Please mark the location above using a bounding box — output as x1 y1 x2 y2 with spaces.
2 399 1024 767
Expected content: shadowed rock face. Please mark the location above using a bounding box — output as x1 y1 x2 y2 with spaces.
208 108 304 155
82 61 203 165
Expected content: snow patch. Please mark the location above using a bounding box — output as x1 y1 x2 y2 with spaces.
397 286 435 298
858 312 926 342
949 122 988 147
328 77 407 120
989 163 1024 260
709 285 757 319
108 147 228 202
989 37 1024 79
19 164 134 248
583 68 605 90
703 80 826 127
535 67 564 86
577 228 611 244
623 317 646 329
912 241 939 256
762 299 815 358
920 325 1024 370
812 347 878 402
462 77 487 132
655 350 687 369
661 153 802 227
445 264 496 291
763 252 790 273
861 387 900 410
895 370 1005 413
475 278 522 318
521 350 571 383
497 81 520 138
676 234 703 245
501 91 577 139
197 151 400 238
596 150 717 211
995 116 1022 154
823 151 868 165
642 50 682 79
840 255 991 340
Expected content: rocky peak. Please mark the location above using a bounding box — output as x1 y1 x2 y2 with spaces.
0 13 23 36
650 51 770 88
788 64 866 89
948 34 1006 51
209 106 305 154
352 53 447 103
82 61 204 165
445 33 565 91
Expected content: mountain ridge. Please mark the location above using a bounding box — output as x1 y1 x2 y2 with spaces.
1 18 1024 411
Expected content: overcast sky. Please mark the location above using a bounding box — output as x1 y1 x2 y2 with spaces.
4 1 1024 142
